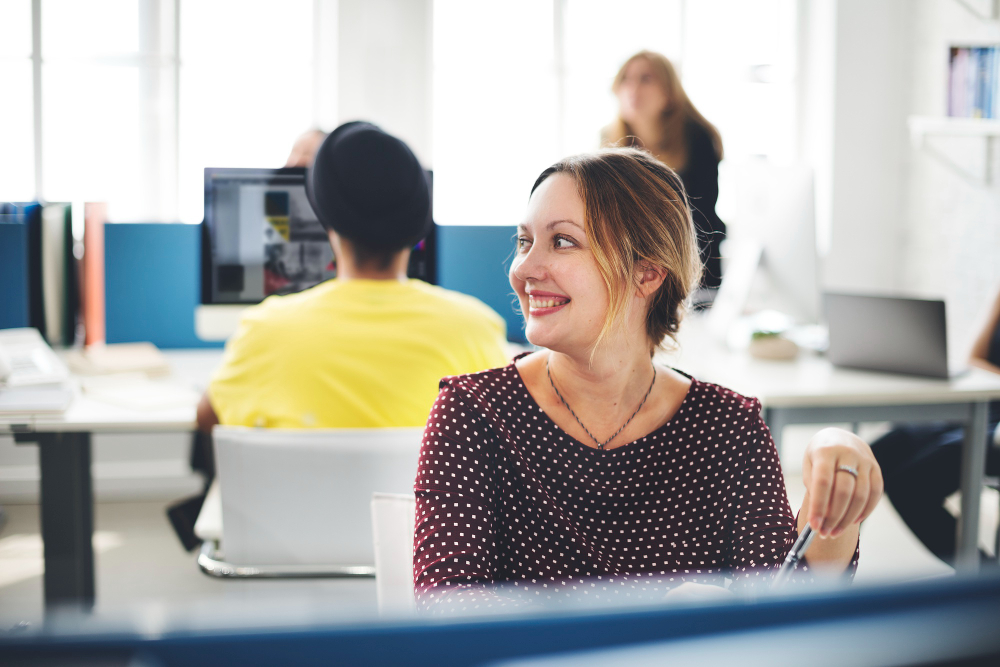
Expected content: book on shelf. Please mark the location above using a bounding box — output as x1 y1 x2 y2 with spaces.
0 202 46 334
83 202 107 346
949 45 1000 120
1 201 81 346
0 205 31 330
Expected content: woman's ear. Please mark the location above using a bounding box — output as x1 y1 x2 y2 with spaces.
635 264 667 298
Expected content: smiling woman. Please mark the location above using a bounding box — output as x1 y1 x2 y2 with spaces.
412 148 881 612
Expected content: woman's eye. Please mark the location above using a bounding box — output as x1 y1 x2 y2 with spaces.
517 236 531 250
554 236 576 249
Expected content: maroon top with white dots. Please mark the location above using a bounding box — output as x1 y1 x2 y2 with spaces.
413 358 858 610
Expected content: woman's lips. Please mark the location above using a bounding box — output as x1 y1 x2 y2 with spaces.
527 294 570 315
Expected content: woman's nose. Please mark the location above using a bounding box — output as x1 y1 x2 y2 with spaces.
512 245 545 283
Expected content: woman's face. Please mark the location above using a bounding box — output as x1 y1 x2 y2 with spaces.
616 58 670 125
510 174 610 353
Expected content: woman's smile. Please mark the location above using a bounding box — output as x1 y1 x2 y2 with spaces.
527 290 571 315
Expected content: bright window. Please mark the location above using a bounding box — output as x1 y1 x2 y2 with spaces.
0 0 36 202
432 0 799 226
432 0 559 228
40 0 173 221
1 0 316 224
178 0 315 223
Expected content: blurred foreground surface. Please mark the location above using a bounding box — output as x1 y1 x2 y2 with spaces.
3 573 1000 667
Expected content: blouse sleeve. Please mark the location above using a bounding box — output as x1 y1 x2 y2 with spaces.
412 380 513 612
726 400 859 591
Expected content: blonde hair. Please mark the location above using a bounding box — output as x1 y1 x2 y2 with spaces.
530 147 702 354
603 51 722 170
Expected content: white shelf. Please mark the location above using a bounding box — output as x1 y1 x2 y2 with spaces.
908 115 1000 138
907 116 999 183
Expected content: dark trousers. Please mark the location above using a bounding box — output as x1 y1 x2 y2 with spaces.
870 422 999 564
166 430 215 551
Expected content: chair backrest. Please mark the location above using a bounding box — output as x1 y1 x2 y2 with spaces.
213 426 422 567
371 493 417 613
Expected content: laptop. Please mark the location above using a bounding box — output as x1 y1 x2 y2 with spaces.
824 293 959 379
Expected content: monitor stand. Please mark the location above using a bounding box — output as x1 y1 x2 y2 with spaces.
195 305 247 341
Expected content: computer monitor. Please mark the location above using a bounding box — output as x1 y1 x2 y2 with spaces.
198 167 436 339
709 163 820 340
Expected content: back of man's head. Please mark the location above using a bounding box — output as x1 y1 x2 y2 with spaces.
306 121 431 269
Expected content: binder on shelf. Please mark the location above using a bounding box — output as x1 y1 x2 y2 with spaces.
41 203 68 346
62 204 81 346
0 204 30 330
83 202 107 347
24 202 47 336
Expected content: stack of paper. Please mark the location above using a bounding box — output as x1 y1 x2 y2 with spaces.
67 342 172 377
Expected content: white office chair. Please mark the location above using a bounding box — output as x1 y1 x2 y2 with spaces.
371 493 417 613
195 426 422 579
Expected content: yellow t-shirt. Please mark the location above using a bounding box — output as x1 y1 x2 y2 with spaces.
208 279 509 428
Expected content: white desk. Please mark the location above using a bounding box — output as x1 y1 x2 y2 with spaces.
0 350 221 609
6 334 1000 609
659 316 1000 572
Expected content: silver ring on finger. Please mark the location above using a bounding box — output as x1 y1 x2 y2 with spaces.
836 464 859 479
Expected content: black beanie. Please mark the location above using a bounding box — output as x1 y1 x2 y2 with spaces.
306 121 431 250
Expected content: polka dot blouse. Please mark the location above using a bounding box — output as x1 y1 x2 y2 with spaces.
413 357 858 611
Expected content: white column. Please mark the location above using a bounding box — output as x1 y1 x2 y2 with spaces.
336 0 433 166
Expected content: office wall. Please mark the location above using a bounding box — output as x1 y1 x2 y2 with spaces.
810 0 999 360
821 0 911 294
901 1 1000 359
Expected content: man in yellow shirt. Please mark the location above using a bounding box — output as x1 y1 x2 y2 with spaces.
197 122 509 431
172 122 507 549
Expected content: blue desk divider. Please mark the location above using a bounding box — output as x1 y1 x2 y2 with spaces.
0 217 30 330
104 223 221 349
102 223 524 347
437 225 525 343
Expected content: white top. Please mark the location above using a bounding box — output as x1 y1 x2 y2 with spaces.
4 331 1000 435
658 318 1000 409
0 350 220 433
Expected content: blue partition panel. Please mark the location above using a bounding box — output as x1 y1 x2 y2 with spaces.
104 223 220 349
437 225 525 343
103 223 524 348
0 220 30 329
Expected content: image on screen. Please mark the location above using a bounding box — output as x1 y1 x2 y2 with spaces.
202 168 435 305
204 168 335 304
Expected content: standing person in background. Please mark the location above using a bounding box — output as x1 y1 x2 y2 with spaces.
285 128 328 168
870 288 1000 566
602 51 726 292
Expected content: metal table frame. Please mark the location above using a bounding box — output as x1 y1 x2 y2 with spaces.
13 430 96 609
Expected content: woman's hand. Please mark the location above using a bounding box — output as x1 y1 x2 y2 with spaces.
802 428 883 538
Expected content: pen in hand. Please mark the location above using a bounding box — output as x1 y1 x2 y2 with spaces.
772 524 816 589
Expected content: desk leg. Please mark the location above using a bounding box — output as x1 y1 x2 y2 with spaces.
956 401 990 573
762 407 785 456
37 432 95 609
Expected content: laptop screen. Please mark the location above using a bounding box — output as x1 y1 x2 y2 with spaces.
202 167 435 305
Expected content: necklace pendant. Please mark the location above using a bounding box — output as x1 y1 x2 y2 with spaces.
546 356 656 453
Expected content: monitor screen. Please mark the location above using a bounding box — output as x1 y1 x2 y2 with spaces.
201 167 435 305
